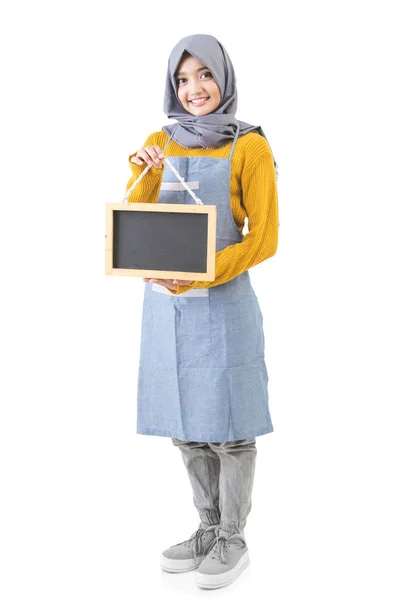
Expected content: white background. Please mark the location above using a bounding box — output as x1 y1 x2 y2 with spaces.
1 0 399 598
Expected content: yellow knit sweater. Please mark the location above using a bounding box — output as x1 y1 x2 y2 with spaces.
126 130 279 295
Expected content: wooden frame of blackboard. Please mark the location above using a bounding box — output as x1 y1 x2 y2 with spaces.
105 202 217 281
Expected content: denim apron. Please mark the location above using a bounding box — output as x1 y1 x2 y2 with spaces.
136 125 273 442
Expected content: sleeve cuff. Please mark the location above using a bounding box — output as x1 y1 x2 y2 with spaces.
176 283 195 294
167 281 198 295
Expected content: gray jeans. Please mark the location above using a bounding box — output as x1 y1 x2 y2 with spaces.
172 437 257 537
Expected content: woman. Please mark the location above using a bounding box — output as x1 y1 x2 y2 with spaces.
126 33 279 589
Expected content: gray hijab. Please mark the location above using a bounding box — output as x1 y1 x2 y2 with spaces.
162 33 268 151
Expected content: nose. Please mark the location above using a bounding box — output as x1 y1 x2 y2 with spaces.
188 77 204 96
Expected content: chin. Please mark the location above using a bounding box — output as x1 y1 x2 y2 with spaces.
189 107 213 116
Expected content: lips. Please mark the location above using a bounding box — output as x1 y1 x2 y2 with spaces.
189 97 210 107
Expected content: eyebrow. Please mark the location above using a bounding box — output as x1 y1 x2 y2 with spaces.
176 66 209 77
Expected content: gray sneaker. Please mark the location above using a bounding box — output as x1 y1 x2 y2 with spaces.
195 527 249 589
160 523 219 573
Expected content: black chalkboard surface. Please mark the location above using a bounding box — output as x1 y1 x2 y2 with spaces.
105 202 216 281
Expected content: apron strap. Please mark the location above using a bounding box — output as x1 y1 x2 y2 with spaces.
228 121 241 161
162 124 179 153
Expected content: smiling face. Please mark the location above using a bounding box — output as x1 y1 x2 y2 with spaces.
175 54 221 116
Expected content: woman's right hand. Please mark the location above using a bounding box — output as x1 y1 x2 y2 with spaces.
130 145 165 169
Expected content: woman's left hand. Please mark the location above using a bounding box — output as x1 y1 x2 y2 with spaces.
143 278 194 291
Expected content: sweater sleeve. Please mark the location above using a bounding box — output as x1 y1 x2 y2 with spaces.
125 132 165 203
174 141 279 295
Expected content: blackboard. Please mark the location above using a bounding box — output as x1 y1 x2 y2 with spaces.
105 202 216 281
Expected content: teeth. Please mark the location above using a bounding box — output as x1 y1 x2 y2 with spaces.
191 98 208 104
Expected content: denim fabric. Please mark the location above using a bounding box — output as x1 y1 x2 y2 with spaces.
172 437 257 536
136 125 273 442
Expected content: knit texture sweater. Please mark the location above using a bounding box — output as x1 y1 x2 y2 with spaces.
126 130 279 295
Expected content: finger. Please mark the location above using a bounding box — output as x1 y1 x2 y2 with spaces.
172 280 194 285
146 147 163 168
149 278 170 284
150 278 176 291
154 145 165 160
153 279 173 286
130 155 144 165
136 150 154 166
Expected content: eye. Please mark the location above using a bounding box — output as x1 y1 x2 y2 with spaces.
200 71 213 79
176 77 186 85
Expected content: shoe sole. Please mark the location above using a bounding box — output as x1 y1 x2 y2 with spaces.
160 554 202 573
195 551 250 589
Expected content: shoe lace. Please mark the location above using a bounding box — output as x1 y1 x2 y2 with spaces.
181 524 219 560
207 528 247 565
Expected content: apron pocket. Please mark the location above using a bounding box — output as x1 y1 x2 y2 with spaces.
174 298 211 363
